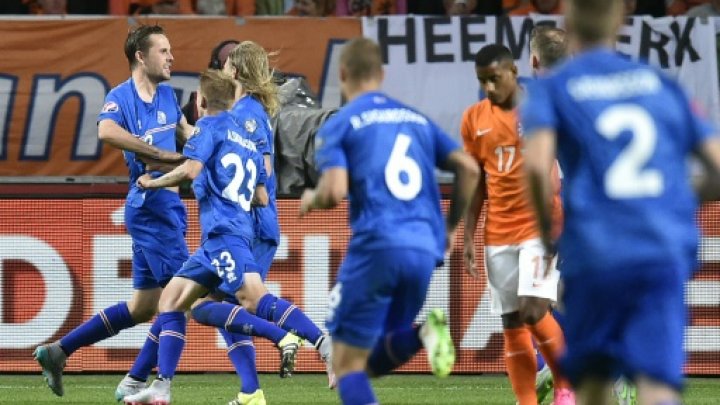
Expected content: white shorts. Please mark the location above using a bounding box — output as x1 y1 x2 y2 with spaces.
484 238 560 315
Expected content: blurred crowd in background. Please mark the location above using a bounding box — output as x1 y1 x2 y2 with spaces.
0 0 718 18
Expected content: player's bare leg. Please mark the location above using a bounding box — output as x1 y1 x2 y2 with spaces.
635 376 681 405
333 341 376 405
575 378 614 405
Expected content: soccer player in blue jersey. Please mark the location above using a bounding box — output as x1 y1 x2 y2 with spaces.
220 41 335 401
521 1 720 404
33 24 194 398
123 69 303 405
299 37 480 405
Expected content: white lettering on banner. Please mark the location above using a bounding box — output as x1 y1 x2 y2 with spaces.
460 288 503 349
92 235 149 348
22 74 109 160
0 236 73 349
2 227 720 353
304 235 330 336
361 16 720 140
0 75 17 159
416 255 450 324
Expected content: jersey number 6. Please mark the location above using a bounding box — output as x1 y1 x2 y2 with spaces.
385 133 422 201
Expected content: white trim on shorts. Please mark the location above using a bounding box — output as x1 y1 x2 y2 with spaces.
484 238 560 315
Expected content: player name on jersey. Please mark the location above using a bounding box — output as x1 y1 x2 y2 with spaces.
227 130 257 152
349 106 428 129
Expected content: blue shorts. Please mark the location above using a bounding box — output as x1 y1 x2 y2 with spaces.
177 234 260 297
125 190 188 289
252 238 278 281
561 268 686 390
326 247 435 349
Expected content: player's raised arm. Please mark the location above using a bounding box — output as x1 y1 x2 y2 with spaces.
440 149 480 257
98 119 185 163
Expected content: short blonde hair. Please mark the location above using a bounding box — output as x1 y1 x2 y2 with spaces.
199 69 236 111
226 41 280 117
566 0 624 44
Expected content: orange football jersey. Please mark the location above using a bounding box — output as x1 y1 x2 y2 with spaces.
461 99 562 245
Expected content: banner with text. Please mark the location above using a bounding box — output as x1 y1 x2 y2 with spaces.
0 17 360 177
363 16 720 140
1 199 719 374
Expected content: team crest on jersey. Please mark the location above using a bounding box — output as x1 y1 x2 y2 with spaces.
192 126 201 136
157 111 167 125
101 101 119 113
244 119 257 133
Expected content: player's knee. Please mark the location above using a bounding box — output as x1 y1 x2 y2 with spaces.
237 294 258 313
129 305 157 323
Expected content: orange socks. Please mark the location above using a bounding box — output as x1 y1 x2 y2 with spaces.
528 312 571 389
503 327 537 405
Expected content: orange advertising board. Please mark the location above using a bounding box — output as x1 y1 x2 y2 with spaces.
1 199 720 374
0 17 360 177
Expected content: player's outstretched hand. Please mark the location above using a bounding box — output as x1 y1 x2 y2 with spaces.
136 173 153 190
463 242 478 278
299 189 316 217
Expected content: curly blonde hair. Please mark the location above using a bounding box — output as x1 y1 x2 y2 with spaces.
226 41 280 117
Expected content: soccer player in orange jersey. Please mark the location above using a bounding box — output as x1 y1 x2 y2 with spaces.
461 43 574 405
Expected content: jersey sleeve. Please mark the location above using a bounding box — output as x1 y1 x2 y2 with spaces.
183 120 214 164
432 121 461 165
98 90 126 128
253 120 272 156
255 152 268 185
520 78 558 137
315 115 348 173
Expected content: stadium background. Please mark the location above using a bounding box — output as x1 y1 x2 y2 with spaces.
1 15 720 375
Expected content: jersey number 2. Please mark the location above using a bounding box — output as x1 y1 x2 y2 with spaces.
596 104 663 199
221 153 258 211
385 134 422 201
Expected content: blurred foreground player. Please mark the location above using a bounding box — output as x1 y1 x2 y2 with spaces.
522 0 720 404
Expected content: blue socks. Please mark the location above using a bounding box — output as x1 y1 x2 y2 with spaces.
255 294 323 345
192 301 286 345
220 329 260 394
128 319 161 381
60 302 135 356
338 371 378 405
157 311 186 379
367 327 422 376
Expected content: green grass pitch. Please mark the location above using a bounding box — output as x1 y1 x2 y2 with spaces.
0 373 719 404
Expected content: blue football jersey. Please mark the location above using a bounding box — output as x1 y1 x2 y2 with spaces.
98 78 183 207
184 111 267 242
521 49 716 276
315 91 459 262
230 96 280 244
